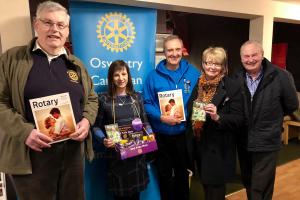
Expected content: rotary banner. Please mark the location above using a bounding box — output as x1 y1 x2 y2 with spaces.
69 1 158 200
69 1 156 93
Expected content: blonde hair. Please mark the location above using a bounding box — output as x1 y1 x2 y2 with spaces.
202 47 228 75
44 116 55 129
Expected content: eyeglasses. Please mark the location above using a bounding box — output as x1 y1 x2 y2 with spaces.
204 61 222 67
38 18 69 30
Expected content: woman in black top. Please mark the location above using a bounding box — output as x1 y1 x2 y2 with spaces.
186 47 244 200
93 60 149 200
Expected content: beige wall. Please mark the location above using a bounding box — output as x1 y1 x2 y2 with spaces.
1 0 300 58
95 0 300 59
0 0 32 53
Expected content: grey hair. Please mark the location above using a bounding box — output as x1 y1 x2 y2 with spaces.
163 35 183 51
240 40 264 55
36 1 70 22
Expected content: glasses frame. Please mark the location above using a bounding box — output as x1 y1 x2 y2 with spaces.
203 61 222 68
38 18 69 30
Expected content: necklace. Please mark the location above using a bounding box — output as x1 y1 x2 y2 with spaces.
117 95 126 106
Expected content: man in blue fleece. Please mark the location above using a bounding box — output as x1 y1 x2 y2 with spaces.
143 35 200 200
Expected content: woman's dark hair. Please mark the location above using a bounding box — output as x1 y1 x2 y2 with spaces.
107 60 134 97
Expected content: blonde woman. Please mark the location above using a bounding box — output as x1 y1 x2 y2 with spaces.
186 47 244 200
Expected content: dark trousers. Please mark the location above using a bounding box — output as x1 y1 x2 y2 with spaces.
11 141 84 200
156 133 189 200
237 147 278 200
203 184 225 200
114 192 140 200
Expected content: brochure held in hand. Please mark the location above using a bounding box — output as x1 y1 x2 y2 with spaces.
29 92 76 144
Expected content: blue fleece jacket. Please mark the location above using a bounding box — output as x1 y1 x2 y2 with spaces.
143 59 200 135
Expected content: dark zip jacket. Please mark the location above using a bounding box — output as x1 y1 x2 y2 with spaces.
235 58 298 151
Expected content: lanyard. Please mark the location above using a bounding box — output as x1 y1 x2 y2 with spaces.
112 95 141 124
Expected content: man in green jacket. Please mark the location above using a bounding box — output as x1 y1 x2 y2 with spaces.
0 1 98 200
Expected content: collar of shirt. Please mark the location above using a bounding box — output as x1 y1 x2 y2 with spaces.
32 41 67 63
245 67 263 98
245 68 263 82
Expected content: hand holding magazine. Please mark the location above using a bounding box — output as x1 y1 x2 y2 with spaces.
105 123 122 143
191 101 206 122
158 89 186 121
29 92 76 144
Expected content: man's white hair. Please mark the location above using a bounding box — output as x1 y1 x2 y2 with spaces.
36 1 70 22
240 40 264 55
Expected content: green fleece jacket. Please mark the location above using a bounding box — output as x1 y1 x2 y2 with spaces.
0 39 98 174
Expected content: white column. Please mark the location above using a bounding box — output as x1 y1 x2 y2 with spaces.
249 15 273 59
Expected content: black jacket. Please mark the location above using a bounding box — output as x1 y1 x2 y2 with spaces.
235 58 298 152
186 76 244 185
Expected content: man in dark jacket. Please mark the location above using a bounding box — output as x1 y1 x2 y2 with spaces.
236 40 298 200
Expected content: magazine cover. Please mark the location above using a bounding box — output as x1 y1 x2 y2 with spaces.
105 123 122 143
115 123 157 160
29 92 76 144
191 101 206 122
158 89 186 121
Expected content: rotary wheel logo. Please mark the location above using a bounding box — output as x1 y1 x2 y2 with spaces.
67 70 79 83
96 12 136 53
